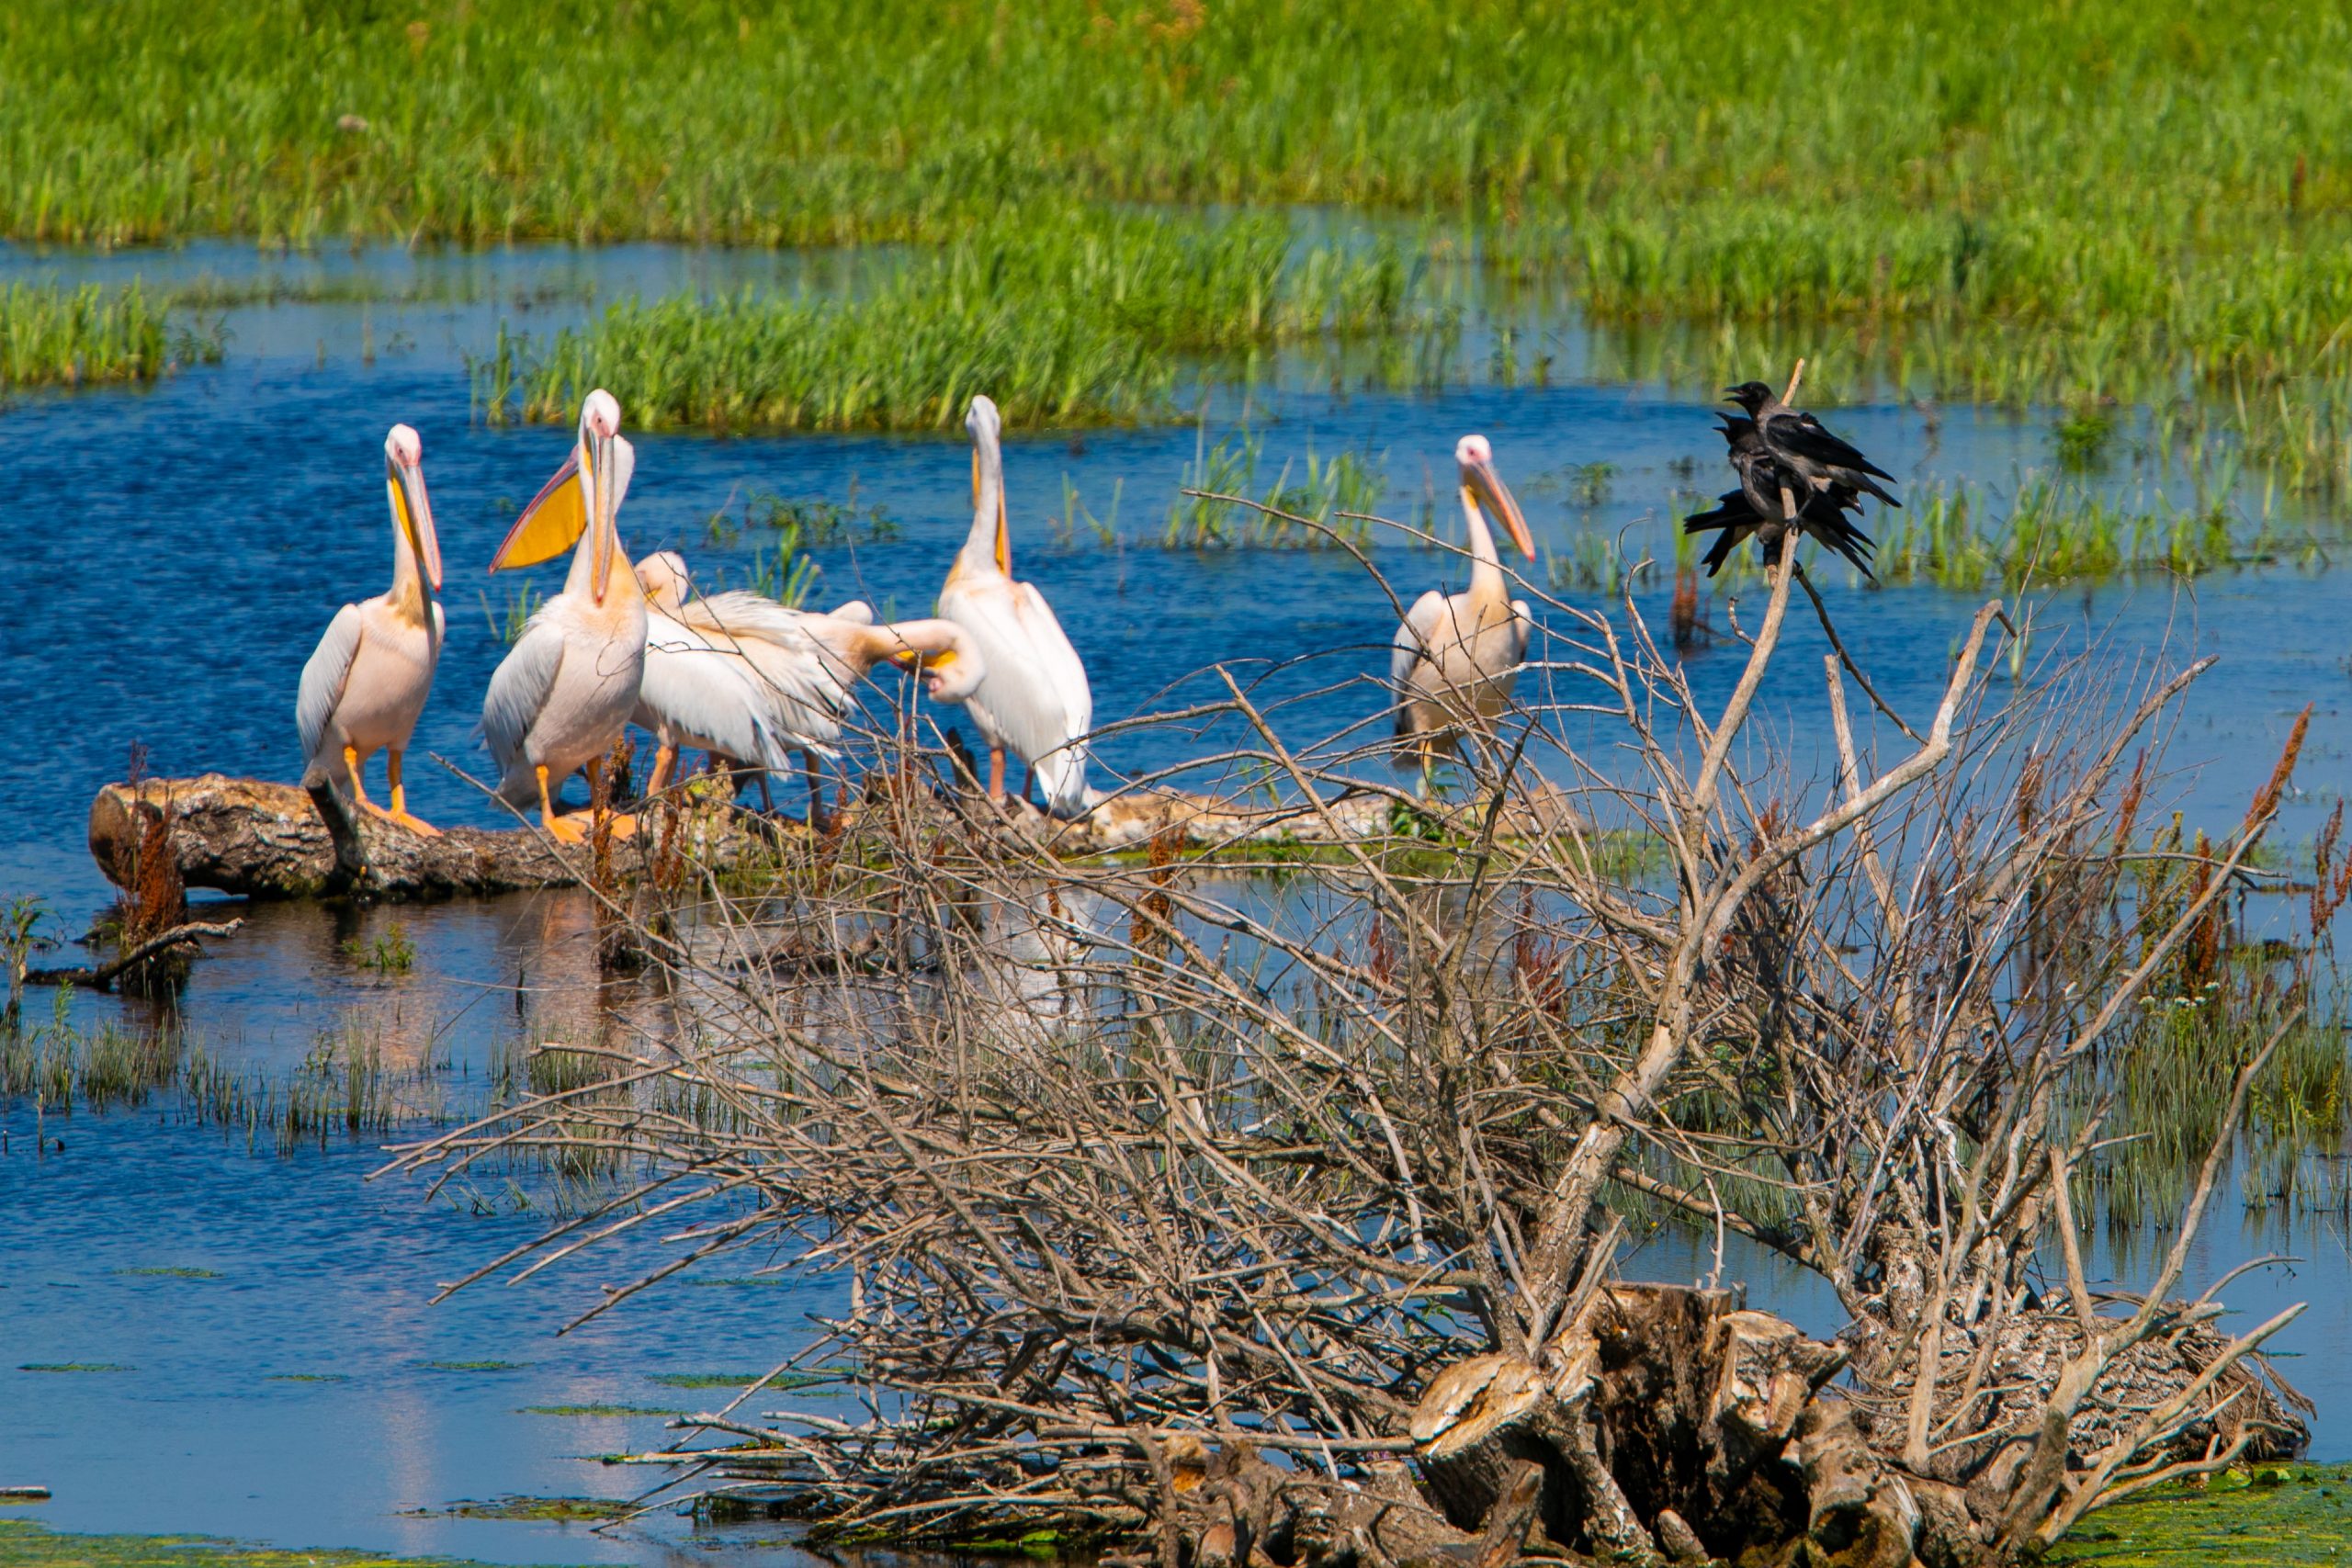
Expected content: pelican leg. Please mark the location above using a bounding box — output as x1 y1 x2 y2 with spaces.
645 742 677 798
987 746 1007 805
802 749 831 834
537 763 588 843
578 757 639 841
756 772 775 814
383 750 440 836
1021 763 1037 806
343 744 379 815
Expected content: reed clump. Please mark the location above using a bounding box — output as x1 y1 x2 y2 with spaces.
0 282 211 388
488 214 1428 431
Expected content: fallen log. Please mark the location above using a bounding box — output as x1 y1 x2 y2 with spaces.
87 774 771 900
87 774 1594 901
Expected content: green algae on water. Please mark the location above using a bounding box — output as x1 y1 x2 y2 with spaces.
401 1495 620 1521
645 1369 832 1389
114 1267 220 1279
415 1359 530 1372
17 1363 131 1373
0 1518 577 1567
520 1403 682 1418
2054 1464 2352 1566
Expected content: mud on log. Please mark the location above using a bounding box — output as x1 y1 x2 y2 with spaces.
87 774 768 899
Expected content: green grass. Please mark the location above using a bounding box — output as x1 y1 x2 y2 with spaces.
2053 1464 2352 1566
13 0 2352 471
485 211 1428 431
339 925 416 976
1867 475 2324 589
0 283 213 389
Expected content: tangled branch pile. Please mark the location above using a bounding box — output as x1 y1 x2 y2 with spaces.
390 543 2324 1568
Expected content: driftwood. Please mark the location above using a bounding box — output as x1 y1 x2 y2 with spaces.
85 773 1591 900
23 918 244 990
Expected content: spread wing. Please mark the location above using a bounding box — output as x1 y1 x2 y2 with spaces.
940 576 1094 814
296 604 364 766
482 608 566 776
638 613 794 770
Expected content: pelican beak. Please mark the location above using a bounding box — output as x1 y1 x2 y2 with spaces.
388 456 443 591
490 446 586 573
1466 457 1534 560
995 486 1011 576
588 430 616 604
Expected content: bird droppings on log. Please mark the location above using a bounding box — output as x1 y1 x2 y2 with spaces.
85 774 1594 901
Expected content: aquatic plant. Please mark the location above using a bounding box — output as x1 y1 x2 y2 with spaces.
1159 424 1385 549
339 924 416 975
487 213 1426 432
0 283 211 388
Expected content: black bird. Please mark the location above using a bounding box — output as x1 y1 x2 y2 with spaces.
1724 381 1902 509
1683 482 1876 580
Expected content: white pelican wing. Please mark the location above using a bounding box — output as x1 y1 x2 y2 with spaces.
681 592 860 752
296 603 365 766
482 609 567 782
941 577 1093 813
637 614 794 772
1392 591 1446 686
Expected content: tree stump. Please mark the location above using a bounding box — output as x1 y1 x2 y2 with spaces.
1408 1285 1917 1568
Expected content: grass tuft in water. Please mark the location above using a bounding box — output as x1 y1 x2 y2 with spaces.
340 925 416 976
488 213 1430 433
0 283 215 389
17 1362 132 1373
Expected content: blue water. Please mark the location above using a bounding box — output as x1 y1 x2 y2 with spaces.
2 243 2348 1559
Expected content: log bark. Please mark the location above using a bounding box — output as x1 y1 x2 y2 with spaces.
87 774 770 900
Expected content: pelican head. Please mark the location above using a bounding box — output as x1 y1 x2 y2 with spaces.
1455 434 1532 559
580 389 624 604
887 623 985 705
1724 381 1775 416
489 387 629 604
383 423 442 591
917 646 984 705
636 549 691 614
967 395 1009 575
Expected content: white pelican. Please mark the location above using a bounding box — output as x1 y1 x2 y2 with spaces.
481 389 649 842
1391 434 1535 785
936 396 1093 814
296 423 446 834
635 551 983 821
